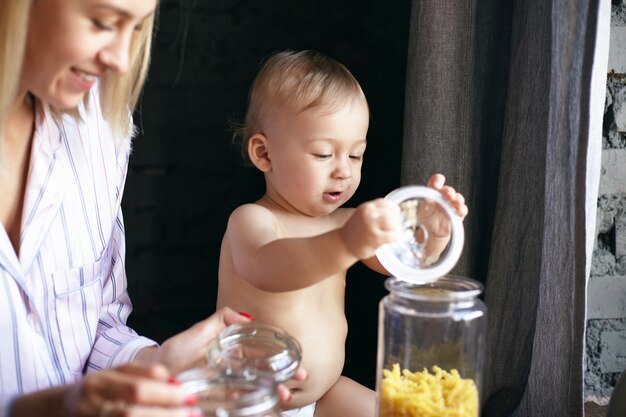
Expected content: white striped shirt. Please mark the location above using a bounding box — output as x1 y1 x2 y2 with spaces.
0 91 156 416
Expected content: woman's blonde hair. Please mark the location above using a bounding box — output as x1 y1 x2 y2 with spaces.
0 0 156 149
99 11 156 146
234 50 367 166
0 0 30 143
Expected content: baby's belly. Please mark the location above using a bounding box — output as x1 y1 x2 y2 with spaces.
219 273 348 408
282 316 348 408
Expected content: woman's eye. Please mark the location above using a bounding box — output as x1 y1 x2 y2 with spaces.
92 19 113 31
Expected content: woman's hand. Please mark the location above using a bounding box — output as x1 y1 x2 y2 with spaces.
132 306 309 407
134 307 253 375
277 367 309 409
10 364 199 417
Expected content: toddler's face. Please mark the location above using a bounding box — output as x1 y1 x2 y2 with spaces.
263 95 370 217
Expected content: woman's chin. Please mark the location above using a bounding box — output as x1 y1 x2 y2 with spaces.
39 91 87 111
54 97 85 110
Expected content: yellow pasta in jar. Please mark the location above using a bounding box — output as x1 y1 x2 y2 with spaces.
380 363 478 417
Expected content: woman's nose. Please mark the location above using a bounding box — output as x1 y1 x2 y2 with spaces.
99 34 132 74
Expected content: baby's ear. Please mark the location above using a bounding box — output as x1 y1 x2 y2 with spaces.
248 133 271 172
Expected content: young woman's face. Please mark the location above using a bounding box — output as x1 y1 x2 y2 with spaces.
262 95 370 217
21 0 157 109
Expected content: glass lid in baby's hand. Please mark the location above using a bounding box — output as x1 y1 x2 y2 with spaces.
375 185 464 284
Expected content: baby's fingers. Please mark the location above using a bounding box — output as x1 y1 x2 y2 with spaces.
453 196 468 219
441 187 468 219
357 199 401 231
439 185 457 201
455 204 469 220
376 203 403 232
427 173 446 190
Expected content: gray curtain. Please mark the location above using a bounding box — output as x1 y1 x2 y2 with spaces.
401 1 604 416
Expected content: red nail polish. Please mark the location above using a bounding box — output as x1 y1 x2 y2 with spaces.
238 311 255 320
185 393 199 406
168 376 181 385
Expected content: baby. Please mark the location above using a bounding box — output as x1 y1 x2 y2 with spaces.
217 50 467 417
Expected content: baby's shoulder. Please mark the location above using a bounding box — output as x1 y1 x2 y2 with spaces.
227 203 277 230
231 202 272 216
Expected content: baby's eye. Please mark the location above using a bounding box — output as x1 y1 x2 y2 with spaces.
349 154 363 161
313 153 332 159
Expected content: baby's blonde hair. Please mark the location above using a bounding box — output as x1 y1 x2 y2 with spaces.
235 50 366 165
0 0 156 150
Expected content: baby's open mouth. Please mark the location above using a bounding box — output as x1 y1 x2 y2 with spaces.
325 191 343 202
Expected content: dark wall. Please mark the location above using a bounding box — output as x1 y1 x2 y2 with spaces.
124 0 410 389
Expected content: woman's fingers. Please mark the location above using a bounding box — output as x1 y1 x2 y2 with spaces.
292 367 309 382
186 307 252 342
98 401 199 417
276 384 294 407
82 365 193 409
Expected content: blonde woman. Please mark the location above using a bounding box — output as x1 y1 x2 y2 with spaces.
0 1 303 416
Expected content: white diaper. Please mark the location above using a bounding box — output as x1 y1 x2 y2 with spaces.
281 402 316 417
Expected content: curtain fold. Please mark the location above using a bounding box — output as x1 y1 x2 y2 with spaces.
401 1 605 416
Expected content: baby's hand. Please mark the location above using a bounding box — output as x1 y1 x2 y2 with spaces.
340 199 403 260
427 173 468 219
399 174 468 265
416 174 468 239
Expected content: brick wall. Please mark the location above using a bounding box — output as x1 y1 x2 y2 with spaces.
584 2 626 400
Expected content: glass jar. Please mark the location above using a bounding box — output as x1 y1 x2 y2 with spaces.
206 323 301 384
178 367 281 417
376 276 486 417
373 185 486 417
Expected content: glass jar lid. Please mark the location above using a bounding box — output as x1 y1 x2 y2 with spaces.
178 367 279 417
375 185 464 284
206 323 302 384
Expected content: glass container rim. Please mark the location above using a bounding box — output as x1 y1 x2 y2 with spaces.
179 369 279 416
207 322 302 384
384 275 483 302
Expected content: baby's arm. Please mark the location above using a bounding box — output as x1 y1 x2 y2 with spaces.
226 201 401 292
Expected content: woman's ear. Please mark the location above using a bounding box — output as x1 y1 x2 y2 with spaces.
248 133 271 172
